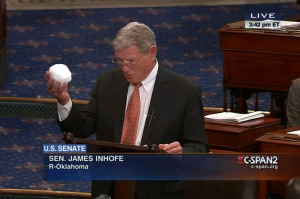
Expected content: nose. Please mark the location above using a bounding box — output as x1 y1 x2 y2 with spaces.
120 64 131 72
120 60 133 68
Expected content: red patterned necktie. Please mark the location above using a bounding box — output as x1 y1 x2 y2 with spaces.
121 83 142 145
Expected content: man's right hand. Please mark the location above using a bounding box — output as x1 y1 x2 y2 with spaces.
45 71 70 106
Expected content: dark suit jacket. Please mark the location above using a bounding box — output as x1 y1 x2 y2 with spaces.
59 66 208 199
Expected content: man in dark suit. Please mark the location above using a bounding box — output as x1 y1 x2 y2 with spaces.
45 22 208 199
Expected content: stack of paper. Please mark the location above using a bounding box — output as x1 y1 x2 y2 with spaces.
205 111 264 123
283 130 300 141
281 21 300 30
287 130 300 136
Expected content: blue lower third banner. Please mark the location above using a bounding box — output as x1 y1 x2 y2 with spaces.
43 154 300 181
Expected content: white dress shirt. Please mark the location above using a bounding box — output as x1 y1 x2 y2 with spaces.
58 60 159 146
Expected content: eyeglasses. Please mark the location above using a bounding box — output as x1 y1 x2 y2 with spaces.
111 57 137 68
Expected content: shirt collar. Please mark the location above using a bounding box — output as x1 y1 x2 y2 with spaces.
141 59 158 93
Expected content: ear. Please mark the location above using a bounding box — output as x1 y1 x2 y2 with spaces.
149 45 157 59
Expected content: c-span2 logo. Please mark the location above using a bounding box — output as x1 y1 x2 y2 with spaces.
238 156 278 170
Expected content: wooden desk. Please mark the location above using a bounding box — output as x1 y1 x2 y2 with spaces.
256 126 300 199
256 126 300 153
205 117 281 152
219 21 300 119
205 117 281 199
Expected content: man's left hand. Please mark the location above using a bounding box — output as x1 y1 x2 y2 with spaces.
159 141 182 153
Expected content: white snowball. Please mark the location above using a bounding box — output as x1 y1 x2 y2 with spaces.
49 64 72 85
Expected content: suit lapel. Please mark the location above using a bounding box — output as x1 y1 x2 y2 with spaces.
141 66 169 146
113 71 129 143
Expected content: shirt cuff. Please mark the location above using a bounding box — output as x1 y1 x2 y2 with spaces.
57 99 72 122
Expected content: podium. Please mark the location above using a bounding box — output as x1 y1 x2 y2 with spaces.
63 132 164 199
219 20 300 122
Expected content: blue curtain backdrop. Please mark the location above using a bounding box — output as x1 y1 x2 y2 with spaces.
0 3 299 193
2 3 299 108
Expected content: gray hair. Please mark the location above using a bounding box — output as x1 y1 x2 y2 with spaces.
112 22 156 54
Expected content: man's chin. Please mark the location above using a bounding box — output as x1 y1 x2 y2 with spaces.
125 76 137 83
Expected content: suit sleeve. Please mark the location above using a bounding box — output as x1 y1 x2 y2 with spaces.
287 78 300 127
58 80 99 138
181 85 208 153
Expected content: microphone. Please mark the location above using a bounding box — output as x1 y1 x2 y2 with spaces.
94 194 111 199
147 109 156 128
